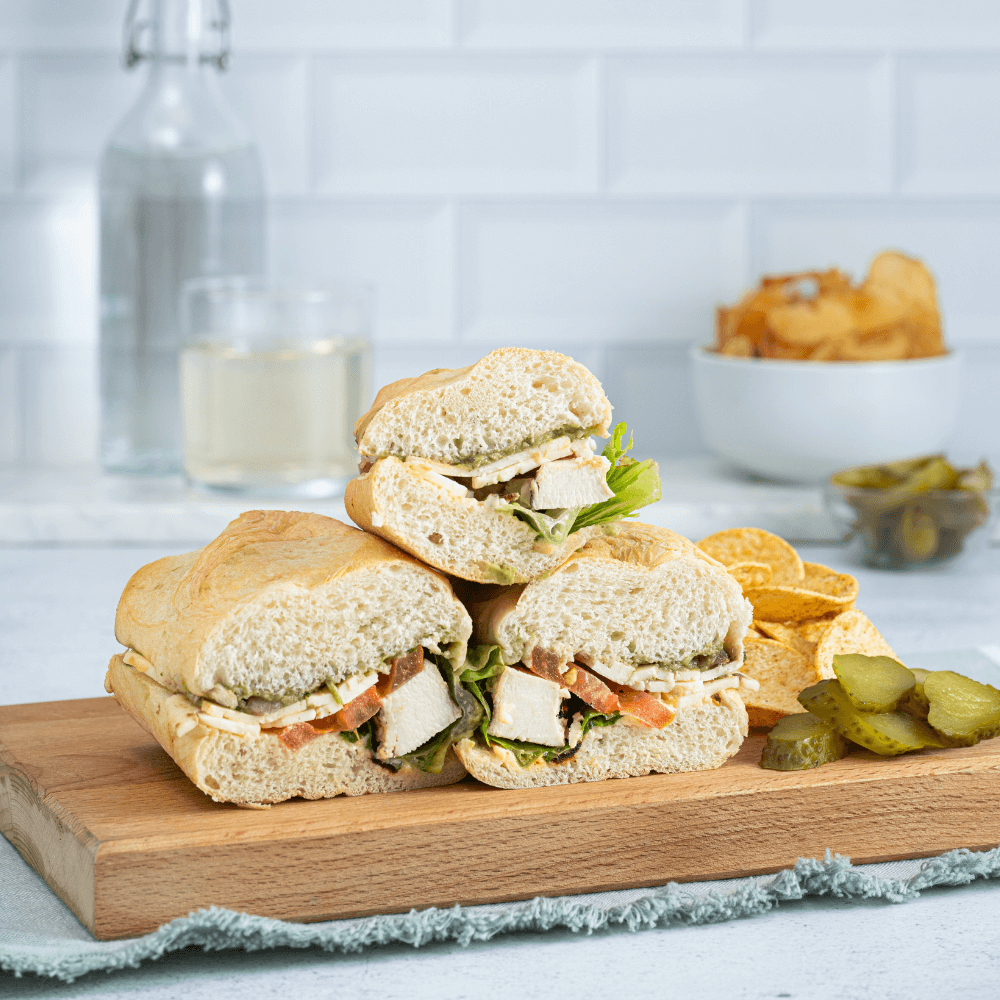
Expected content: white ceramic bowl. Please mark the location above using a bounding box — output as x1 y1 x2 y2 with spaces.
690 346 964 483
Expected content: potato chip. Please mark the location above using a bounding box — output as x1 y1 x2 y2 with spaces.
767 295 856 347
697 528 804 585
729 562 772 588
713 249 945 361
719 333 754 357
740 638 820 721
813 609 901 681
753 620 816 659
863 250 937 313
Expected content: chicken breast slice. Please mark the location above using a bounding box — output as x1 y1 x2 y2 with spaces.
530 455 614 511
376 659 461 759
487 667 566 747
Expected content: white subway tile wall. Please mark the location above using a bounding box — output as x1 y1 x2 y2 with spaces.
0 0 998 465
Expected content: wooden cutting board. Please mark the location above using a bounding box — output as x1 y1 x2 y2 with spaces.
3 696 1000 941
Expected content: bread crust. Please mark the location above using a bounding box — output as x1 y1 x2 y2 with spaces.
345 457 600 584
453 692 748 789
354 347 613 465
106 655 466 805
114 509 471 698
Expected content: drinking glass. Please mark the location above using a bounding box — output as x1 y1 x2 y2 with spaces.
180 277 372 498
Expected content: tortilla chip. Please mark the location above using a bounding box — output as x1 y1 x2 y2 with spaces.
729 562 772 588
753 620 816 658
814 609 901 680
697 528 804 585
800 563 859 602
740 638 820 720
746 706 784 729
743 583 855 622
799 618 836 644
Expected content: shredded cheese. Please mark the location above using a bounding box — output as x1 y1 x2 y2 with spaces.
197 712 260 737
307 691 336 708
260 708 316 730
175 717 198 738
123 649 152 673
406 462 471 498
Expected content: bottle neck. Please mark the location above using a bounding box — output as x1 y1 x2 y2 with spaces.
126 0 229 72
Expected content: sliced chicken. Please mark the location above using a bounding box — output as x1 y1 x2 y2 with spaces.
487 666 566 747
376 659 461 759
530 455 614 511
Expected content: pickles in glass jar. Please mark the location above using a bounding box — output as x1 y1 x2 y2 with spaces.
829 455 994 569
760 713 849 771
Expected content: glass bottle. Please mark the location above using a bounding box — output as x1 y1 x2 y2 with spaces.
99 0 266 474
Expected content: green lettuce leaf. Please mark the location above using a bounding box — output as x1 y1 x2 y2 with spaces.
339 718 374 746
460 644 507 683
579 708 622 737
571 423 661 532
508 505 583 546
481 735 557 768
387 718 460 773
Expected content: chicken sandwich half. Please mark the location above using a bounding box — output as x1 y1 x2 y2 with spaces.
450 524 756 788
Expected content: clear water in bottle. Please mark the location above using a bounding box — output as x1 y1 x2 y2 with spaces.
99 0 266 475
100 146 265 474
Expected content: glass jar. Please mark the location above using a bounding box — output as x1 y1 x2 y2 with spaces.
180 277 373 498
99 0 266 474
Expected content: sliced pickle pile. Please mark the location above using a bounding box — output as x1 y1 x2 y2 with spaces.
798 679 943 756
832 653 914 712
924 671 1000 747
760 713 848 771
759 653 1000 771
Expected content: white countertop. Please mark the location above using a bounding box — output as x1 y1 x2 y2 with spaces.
0 458 845 544
3 543 1000 998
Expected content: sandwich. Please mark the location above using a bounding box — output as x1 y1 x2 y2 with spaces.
105 510 478 806
448 523 757 788
345 347 661 584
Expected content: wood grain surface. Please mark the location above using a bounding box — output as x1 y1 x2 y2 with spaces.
3 696 1000 940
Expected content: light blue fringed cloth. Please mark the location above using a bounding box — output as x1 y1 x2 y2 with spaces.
6 649 1000 983
4 832 1000 983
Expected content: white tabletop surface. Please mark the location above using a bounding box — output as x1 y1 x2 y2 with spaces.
0 458 847 544
3 542 1000 999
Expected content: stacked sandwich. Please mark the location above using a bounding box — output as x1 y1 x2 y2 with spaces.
107 348 756 804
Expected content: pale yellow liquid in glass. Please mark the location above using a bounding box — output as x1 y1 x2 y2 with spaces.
180 339 368 490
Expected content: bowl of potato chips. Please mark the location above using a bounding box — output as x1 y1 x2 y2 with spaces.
692 250 963 482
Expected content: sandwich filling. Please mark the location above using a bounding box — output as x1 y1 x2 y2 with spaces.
455 643 759 769
121 644 470 773
364 422 662 550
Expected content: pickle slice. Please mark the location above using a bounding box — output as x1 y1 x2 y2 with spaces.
924 671 1000 747
902 667 931 720
832 653 915 712
798 679 943 755
897 504 939 561
760 712 849 771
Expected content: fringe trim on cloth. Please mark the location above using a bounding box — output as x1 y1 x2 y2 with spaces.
5 846 1000 982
